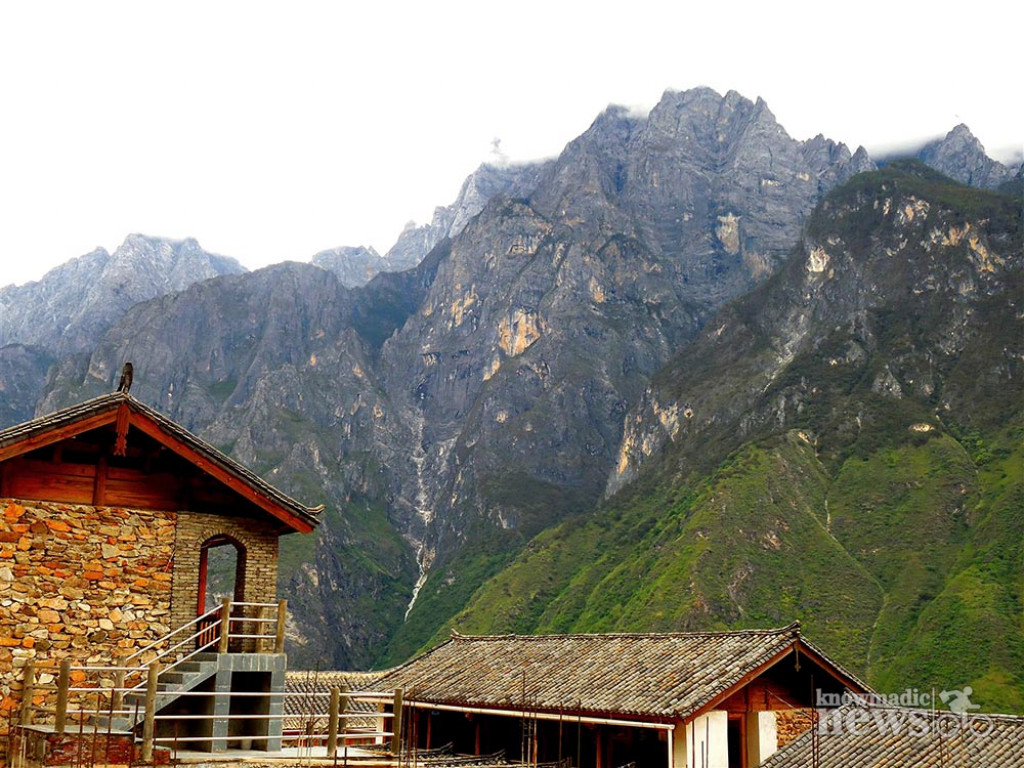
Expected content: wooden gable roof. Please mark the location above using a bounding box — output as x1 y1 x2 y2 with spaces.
376 623 868 723
0 392 321 533
759 705 1024 767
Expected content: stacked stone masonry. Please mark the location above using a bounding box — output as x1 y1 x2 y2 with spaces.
0 497 280 753
775 708 815 748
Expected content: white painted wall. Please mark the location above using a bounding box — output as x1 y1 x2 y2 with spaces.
672 711 729 768
746 711 778 765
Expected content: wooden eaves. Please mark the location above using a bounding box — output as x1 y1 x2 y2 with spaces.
0 391 322 533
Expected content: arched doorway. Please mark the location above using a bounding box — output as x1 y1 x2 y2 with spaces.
198 534 247 614
197 535 247 647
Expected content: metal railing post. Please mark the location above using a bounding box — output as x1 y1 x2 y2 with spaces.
218 598 232 654
55 658 72 734
391 688 404 755
327 686 340 754
20 660 36 726
141 662 160 762
275 599 287 654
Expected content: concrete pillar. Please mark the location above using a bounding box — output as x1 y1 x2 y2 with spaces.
211 664 232 751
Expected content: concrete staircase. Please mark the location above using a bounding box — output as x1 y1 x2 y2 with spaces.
95 653 223 731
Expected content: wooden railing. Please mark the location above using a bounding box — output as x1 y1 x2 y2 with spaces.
282 688 404 755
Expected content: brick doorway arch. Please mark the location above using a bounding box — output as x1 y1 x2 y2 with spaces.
197 534 248 616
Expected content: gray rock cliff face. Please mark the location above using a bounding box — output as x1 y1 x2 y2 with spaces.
608 161 1022 496
0 235 245 424
383 162 548 272
0 345 54 426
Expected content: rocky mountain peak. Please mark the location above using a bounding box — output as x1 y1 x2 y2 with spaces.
0 235 245 357
645 88 783 157
312 245 384 288
382 161 547 275
99 234 245 299
916 123 1016 188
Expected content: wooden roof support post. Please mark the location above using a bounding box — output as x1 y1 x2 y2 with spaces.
327 686 341 755
142 662 160 763
391 688 404 756
218 598 232 654
275 599 288 654
20 660 36 726
55 658 72 735
114 401 130 457
340 684 351 748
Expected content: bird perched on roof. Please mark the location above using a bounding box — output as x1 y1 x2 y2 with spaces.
117 362 134 393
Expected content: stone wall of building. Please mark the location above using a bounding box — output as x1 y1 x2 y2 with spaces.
0 499 282 756
0 499 178 743
775 707 815 748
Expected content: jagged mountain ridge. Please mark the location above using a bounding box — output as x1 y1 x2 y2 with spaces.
0 235 245 424
0 234 245 355
314 162 549 288
3 89 1017 675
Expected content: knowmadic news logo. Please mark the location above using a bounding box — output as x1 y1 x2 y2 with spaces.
814 687 995 739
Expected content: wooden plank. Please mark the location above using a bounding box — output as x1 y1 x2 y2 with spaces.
104 474 181 511
20 459 96 479
7 473 94 505
93 454 108 505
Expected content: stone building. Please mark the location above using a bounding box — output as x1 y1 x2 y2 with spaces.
0 391 320 756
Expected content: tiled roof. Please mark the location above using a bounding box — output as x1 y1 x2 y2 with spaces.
0 391 321 531
284 670 387 730
376 623 856 722
760 706 1024 767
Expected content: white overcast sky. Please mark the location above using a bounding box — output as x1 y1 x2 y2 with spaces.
1 1 1020 288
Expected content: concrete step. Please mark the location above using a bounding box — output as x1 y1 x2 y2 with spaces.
89 715 134 733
